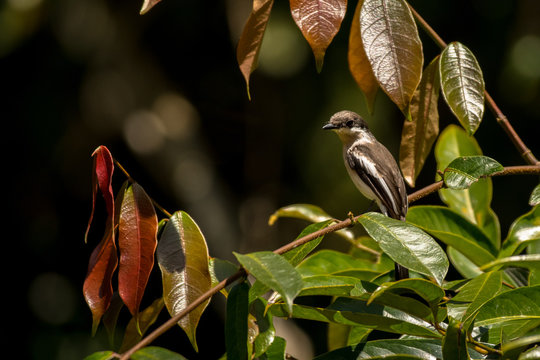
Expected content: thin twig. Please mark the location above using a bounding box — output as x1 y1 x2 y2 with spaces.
117 165 539 358
114 159 172 218
407 2 539 166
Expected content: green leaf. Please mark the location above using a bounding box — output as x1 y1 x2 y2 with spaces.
83 351 114 360
119 298 165 353
406 206 496 266
209 257 240 297
157 211 211 352
316 339 445 360
474 286 540 344
226 281 250 360
251 298 276 357
399 56 440 187
434 125 500 248
358 212 449 285
235 251 303 315
260 336 286 360
296 249 390 278
444 156 503 190
442 318 469 360
500 205 540 258
360 0 423 114
519 347 540 360
131 346 188 360
530 184 540 206
299 275 364 297
369 279 445 319
447 246 482 278
327 323 371 351
501 328 540 359
447 271 502 328
440 42 485 135
271 297 441 338
481 254 540 272
249 220 331 302
269 204 356 242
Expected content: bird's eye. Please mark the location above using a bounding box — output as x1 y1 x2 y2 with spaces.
346 120 354 128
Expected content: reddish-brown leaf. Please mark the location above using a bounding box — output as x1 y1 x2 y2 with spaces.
83 223 118 335
360 0 423 115
400 56 440 187
140 0 162 15
118 183 158 317
348 0 378 112
85 146 115 243
290 0 347 72
237 0 275 99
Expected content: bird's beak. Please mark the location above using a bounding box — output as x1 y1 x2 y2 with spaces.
322 123 337 130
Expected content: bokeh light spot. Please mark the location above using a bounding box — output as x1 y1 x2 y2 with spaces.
123 110 166 154
511 35 540 79
28 272 76 325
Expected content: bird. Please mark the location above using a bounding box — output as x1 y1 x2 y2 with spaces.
323 110 409 280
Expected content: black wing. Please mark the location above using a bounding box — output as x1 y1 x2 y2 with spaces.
347 142 408 220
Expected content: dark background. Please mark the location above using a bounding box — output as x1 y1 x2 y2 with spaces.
4 0 539 359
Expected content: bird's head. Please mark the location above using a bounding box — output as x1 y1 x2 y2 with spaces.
323 110 371 144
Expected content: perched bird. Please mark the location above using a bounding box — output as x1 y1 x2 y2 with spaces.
323 110 409 280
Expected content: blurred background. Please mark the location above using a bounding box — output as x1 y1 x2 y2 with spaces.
5 0 539 358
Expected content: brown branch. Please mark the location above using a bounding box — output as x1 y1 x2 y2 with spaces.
407 3 539 166
117 165 539 358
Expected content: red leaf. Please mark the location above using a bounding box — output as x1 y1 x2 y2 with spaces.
236 0 275 99
118 183 158 317
85 146 115 243
290 0 347 72
83 224 118 335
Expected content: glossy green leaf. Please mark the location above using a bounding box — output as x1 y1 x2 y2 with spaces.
261 336 286 360
444 156 503 190
327 323 371 351
157 211 211 352
406 206 496 266
226 281 250 360
269 204 356 242
251 298 276 357
434 125 500 247
119 297 165 352
236 0 274 98
447 271 502 328
358 212 449 285
83 351 114 360
369 278 445 319
249 220 331 302
299 275 364 297
296 249 390 278
530 184 540 206
442 318 469 360
131 346 188 360
209 257 240 297
360 0 423 114
270 297 441 338
399 56 440 187
481 254 540 272
290 0 347 72
447 246 482 279
315 339 444 360
348 0 378 112
235 251 303 315
500 205 540 258
501 328 540 359
118 183 158 318
440 42 485 135
474 286 540 344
